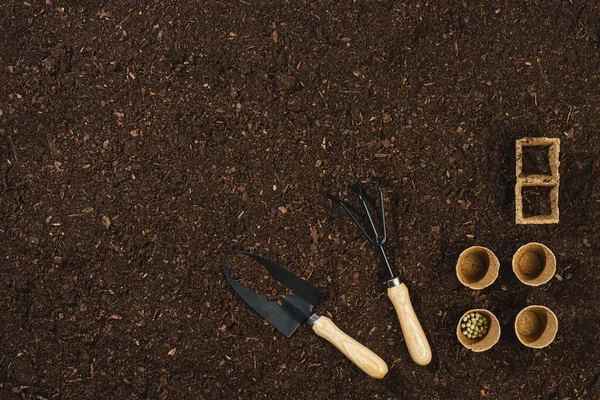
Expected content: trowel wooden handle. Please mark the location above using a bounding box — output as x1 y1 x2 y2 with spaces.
312 316 388 379
387 283 432 366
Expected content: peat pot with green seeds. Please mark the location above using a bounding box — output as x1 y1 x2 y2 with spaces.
456 309 501 352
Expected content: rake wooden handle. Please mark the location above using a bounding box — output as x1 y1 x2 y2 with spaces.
387 283 432 366
312 316 388 379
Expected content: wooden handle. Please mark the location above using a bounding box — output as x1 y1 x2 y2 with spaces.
387 283 432 366
312 316 388 379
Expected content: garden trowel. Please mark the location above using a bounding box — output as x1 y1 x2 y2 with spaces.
223 251 388 379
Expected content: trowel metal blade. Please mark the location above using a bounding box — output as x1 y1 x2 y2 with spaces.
239 251 321 305
223 252 321 337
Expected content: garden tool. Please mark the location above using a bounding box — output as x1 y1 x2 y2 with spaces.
326 182 432 366
223 251 389 379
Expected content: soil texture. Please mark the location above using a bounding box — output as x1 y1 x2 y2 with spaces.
1 1 600 399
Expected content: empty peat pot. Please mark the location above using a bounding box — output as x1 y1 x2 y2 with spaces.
512 242 556 286
515 305 558 348
456 246 500 289
456 309 501 352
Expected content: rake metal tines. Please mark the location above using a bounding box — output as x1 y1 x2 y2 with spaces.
326 182 396 280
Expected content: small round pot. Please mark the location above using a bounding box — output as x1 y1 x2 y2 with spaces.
456 309 501 352
515 305 558 348
456 246 500 290
512 243 556 286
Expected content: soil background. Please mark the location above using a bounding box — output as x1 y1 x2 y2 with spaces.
1 1 599 399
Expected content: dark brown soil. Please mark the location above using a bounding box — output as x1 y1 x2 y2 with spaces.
522 186 553 217
1 1 599 399
522 145 551 176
